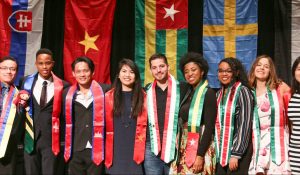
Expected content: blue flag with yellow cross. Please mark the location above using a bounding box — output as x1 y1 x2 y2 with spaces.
203 0 258 88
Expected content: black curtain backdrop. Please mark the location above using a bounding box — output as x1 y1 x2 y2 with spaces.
41 0 290 84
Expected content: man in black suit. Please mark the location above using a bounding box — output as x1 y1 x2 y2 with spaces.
63 56 109 175
20 48 69 175
0 56 26 175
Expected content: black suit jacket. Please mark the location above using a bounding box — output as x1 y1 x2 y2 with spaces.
62 82 110 152
0 105 25 165
19 74 69 148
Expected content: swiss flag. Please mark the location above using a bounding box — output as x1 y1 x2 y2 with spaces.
63 0 116 84
156 0 188 30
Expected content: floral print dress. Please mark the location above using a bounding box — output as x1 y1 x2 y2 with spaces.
248 92 291 175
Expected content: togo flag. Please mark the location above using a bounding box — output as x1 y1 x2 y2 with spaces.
135 0 188 85
0 0 44 84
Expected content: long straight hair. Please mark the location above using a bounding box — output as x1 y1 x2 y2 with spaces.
291 56 300 94
112 59 144 118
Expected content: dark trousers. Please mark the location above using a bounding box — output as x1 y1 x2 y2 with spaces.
0 148 18 175
0 140 24 175
68 149 104 175
216 144 253 175
24 137 62 175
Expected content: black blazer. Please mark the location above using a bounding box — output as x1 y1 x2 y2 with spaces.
62 82 110 152
19 74 69 147
0 97 25 164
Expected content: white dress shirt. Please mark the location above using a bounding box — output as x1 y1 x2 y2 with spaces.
75 89 93 148
33 74 54 105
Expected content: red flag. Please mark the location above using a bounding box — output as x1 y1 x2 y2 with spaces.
63 0 116 84
185 132 199 168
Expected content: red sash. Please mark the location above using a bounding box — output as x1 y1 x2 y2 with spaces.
51 74 63 156
64 80 105 165
105 89 148 168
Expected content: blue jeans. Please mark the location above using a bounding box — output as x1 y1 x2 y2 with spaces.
144 142 170 175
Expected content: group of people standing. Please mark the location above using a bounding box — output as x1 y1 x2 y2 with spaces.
0 48 299 175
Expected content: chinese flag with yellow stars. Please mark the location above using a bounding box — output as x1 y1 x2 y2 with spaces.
63 0 116 84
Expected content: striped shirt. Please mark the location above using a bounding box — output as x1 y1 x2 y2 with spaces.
231 86 254 158
288 93 300 174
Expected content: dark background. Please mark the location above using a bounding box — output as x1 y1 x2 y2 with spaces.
41 0 291 84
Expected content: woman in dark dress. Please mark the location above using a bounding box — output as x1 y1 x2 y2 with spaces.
105 59 147 175
170 52 217 175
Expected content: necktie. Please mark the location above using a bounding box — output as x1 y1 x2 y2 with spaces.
40 81 48 108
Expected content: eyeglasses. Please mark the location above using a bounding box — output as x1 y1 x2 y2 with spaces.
217 69 233 74
0 67 17 72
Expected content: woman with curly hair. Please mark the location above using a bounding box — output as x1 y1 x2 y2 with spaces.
215 58 254 174
169 52 217 175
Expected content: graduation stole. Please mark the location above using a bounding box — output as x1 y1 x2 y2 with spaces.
215 81 242 167
23 73 63 155
146 74 180 163
64 80 105 165
185 80 208 168
0 85 18 158
105 89 148 168
252 86 289 166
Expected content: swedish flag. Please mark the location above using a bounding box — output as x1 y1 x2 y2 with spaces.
203 0 258 88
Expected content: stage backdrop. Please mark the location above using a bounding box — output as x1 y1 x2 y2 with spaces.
0 0 294 86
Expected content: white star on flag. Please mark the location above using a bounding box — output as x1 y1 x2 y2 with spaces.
190 139 195 146
163 4 180 21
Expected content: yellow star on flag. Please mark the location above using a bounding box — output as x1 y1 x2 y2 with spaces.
78 31 99 54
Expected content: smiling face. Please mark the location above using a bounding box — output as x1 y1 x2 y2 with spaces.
254 57 270 82
183 62 204 88
119 64 136 91
35 54 54 80
72 61 94 87
218 62 234 86
0 60 17 85
150 58 169 83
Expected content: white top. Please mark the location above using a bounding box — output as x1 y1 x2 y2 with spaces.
33 74 54 105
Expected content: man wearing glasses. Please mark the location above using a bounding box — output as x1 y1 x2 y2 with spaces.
0 56 26 174
20 48 69 175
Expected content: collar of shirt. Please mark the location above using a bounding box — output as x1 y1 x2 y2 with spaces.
0 82 10 96
37 74 53 86
75 90 93 108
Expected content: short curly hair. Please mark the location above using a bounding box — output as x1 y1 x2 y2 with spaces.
180 52 208 79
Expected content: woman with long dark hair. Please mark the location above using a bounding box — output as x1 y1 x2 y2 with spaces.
215 58 253 174
105 59 147 175
248 55 291 174
287 56 300 174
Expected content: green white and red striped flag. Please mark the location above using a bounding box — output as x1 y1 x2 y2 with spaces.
135 0 188 85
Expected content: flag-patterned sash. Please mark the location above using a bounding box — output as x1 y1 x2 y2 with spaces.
23 74 35 153
64 80 105 165
105 89 148 168
23 73 64 155
51 74 63 155
185 80 208 168
215 81 242 167
0 86 17 158
147 74 180 163
252 87 288 166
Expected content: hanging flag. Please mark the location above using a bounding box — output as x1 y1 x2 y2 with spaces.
203 0 258 88
0 0 45 84
63 0 116 84
135 0 188 85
